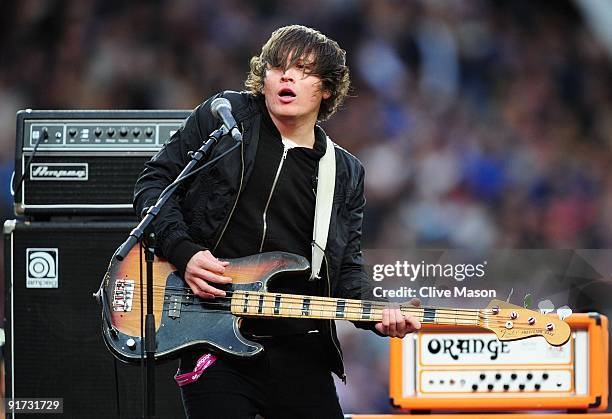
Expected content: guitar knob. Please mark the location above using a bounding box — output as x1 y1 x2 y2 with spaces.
126 338 136 350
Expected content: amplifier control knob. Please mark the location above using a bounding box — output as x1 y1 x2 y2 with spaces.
503 384 510 391
479 374 486 380
145 127 154 137
42 127 49 139
133 128 141 137
542 373 549 380
495 373 502 380
108 128 115 137
487 384 494 391
526 373 533 380
471 384 478 391
511 373 517 380
534 384 541 391
120 127 128 136
94 128 102 137
519 384 526 391
69 128 77 137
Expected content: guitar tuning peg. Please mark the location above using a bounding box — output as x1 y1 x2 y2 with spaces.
523 293 533 309
556 305 573 320
505 288 514 303
538 299 555 315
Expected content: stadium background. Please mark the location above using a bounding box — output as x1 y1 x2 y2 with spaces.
0 0 610 414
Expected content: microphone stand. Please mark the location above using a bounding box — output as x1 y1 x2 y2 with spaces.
114 124 240 418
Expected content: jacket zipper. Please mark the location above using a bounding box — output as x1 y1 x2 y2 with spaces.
213 125 245 253
258 144 290 252
325 252 346 383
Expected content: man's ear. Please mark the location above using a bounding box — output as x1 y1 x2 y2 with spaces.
322 90 331 100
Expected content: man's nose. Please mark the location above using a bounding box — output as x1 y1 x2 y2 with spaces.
281 70 294 82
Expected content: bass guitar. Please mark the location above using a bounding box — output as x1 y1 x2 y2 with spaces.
96 245 571 363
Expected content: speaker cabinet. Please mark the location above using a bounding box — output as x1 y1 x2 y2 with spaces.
4 220 183 418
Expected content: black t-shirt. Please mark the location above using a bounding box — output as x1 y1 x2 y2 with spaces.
215 97 327 335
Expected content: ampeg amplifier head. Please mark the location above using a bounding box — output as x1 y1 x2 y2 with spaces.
390 313 608 412
13 109 190 217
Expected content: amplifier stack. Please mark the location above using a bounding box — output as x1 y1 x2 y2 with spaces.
5 109 190 418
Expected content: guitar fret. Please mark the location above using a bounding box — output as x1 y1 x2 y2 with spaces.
423 307 436 323
302 297 311 316
336 300 346 318
243 293 249 313
258 294 264 314
274 294 281 315
362 302 372 320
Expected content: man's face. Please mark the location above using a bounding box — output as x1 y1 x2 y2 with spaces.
263 55 331 124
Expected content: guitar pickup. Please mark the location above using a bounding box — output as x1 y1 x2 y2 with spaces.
168 295 182 319
112 279 134 312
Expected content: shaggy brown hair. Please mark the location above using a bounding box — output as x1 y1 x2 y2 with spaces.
245 25 350 121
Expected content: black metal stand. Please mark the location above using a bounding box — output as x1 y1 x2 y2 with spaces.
143 230 156 418
113 124 241 418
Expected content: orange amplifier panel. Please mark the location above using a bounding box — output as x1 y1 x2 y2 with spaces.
389 313 608 412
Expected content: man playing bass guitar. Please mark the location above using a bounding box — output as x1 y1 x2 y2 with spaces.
134 24 421 419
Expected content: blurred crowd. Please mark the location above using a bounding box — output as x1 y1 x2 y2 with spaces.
1 0 611 413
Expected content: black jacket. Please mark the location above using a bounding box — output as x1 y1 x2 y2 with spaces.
133 91 378 380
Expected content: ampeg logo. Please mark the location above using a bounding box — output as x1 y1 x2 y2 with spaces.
30 163 88 181
26 248 59 288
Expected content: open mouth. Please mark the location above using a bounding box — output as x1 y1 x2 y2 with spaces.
278 88 296 98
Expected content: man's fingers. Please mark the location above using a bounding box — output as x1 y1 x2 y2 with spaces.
406 314 421 331
196 256 227 274
187 276 226 298
378 308 422 338
408 298 421 307
388 308 398 337
197 269 232 284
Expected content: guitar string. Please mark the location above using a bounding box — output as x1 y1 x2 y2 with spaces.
121 290 542 322
122 293 490 321
121 305 549 332
121 285 507 315
114 298 549 328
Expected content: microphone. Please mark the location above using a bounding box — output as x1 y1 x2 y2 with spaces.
211 98 242 142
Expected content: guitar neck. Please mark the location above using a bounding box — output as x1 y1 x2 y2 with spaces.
230 291 481 326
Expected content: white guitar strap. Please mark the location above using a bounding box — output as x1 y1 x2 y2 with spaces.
310 136 336 281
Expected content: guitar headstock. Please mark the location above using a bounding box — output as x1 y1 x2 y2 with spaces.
481 299 571 346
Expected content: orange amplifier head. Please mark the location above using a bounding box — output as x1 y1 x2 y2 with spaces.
390 313 608 412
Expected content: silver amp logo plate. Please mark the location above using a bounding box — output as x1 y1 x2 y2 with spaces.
30 163 89 181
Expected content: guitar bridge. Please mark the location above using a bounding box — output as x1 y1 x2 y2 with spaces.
112 279 134 312
168 295 182 319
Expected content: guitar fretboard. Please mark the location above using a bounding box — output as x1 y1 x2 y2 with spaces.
230 291 481 326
